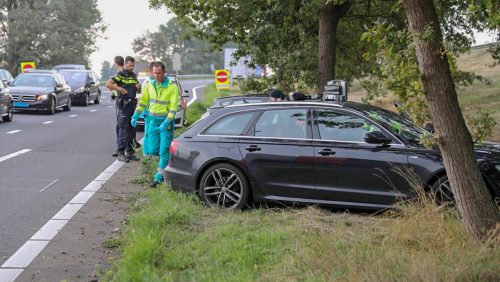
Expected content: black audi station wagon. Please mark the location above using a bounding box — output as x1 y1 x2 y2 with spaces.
165 101 500 210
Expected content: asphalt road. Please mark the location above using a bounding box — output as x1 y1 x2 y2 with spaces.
0 79 210 267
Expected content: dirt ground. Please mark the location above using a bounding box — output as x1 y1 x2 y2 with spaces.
16 161 143 282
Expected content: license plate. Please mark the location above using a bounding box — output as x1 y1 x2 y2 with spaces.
14 102 30 108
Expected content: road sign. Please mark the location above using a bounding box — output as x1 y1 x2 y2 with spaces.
172 53 182 72
20 61 36 73
215 69 230 90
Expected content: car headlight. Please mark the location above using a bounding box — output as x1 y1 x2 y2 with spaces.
36 94 49 101
75 87 85 93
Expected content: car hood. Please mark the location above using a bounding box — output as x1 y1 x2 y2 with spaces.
9 86 54 95
474 142 500 161
68 83 84 90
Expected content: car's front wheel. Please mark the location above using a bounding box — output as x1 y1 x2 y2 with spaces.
63 96 71 111
94 90 101 104
431 175 454 204
3 104 13 122
199 163 249 210
47 98 56 115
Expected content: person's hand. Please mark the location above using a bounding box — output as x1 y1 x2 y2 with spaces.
159 119 172 132
136 84 141 91
131 113 140 127
118 87 128 95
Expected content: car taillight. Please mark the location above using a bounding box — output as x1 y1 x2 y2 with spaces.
170 139 179 155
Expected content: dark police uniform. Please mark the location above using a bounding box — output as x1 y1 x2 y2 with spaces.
111 70 139 154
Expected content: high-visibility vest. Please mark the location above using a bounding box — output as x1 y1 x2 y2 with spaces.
135 76 178 120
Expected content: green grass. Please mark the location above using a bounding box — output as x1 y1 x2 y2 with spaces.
185 83 235 125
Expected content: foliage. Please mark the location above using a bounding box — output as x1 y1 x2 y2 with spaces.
149 0 395 93
467 110 498 143
100 61 115 82
0 0 105 74
132 17 223 74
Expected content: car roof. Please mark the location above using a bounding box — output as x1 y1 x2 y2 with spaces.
58 69 92 73
24 69 58 74
221 100 386 112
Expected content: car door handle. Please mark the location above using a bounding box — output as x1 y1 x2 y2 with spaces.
245 145 261 152
318 149 335 156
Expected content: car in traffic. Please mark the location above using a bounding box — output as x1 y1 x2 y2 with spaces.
135 76 189 130
165 101 500 210
9 71 72 114
53 64 86 71
0 79 13 122
0 69 14 86
59 69 101 106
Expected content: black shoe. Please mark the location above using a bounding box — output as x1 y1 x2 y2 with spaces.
149 180 160 188
118 153 129 162
126 148 136 155
133 139 141 149
112 150 119 157
126 154 139 161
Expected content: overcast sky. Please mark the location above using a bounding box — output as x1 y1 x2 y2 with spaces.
89 0 173 73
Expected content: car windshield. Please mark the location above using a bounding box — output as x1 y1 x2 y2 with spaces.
0 71 7 80
12 74 55 87
359 107 427 145
60 71 87 84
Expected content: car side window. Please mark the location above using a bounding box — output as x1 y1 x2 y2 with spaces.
316 109 382 142
254 108 307 139
204 112 255 136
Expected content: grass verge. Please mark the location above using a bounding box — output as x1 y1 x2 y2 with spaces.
185 83 234 126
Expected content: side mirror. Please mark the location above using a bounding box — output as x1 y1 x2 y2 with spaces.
364 131 392 144
424 123 434 133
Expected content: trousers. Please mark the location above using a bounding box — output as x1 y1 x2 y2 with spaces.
143 117 175 182
116 99 136 152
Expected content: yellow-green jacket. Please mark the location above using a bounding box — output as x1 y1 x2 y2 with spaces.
135 77 179 120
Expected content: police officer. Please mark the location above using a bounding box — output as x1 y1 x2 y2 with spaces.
131 61 179 187
106 56 140 162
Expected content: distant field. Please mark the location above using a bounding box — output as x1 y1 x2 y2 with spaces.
349 46 500 141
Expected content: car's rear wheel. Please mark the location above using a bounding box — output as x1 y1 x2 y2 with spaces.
199 163 249 210
94 90 101 104
63 96 71 111
47 98 56 115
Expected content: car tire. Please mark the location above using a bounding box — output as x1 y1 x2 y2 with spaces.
430 175 454 204
83 94 89 106
199 163 250 210
63 96 71 111
2 104 13 122
47 98 56 115
94 90 101 104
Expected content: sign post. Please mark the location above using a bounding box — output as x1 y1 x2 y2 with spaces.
172 53 182 76
20 61 36 73
215 69 230 91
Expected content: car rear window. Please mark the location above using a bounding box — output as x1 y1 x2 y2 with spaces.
204 112 255 136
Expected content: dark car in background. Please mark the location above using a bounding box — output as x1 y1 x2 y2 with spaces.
135 76 189 130
165 101 500 210
200 94 269 119
59 70 101 106
0 69 14 86
0 79 13 122
10 71 71 114
53 64 86 71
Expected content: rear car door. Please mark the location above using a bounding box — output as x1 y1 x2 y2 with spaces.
312 108 410 208
238 107 316 201
89 72 99 99
55 74 70 106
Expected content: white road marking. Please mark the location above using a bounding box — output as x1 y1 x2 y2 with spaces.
188 85 204 107
0 269 24 282
0 149 31 163
6 130 21 134
0 159 126 280
89 109 97 112
39 179 58 192
68 114 78 118
30 220 68 241
107 105 113 108
1 240 49 268
42 121 54 125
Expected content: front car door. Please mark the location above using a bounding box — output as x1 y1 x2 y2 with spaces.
312 107 410 209
239 107 316 202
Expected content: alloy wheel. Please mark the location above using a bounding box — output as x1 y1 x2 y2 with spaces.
202 168 244 209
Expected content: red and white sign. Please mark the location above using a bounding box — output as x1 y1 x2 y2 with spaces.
215 69 230 90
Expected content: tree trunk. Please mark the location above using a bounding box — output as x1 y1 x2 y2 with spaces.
402 0 499 241
317 1 353 93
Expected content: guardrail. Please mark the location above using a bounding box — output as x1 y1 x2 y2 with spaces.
471 42 499 50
